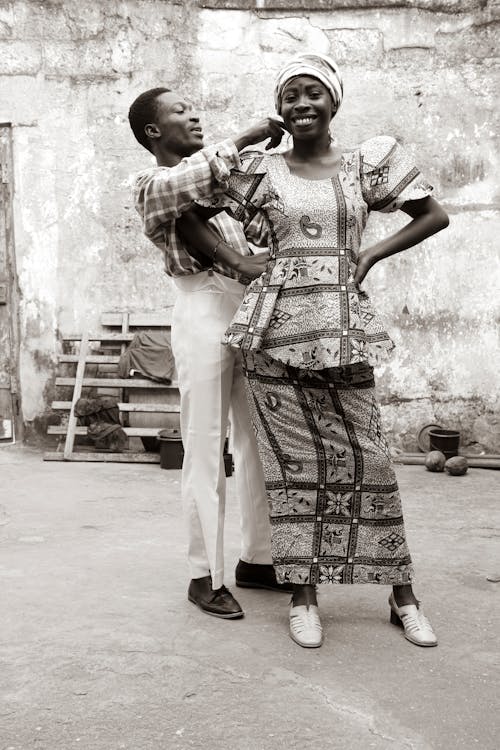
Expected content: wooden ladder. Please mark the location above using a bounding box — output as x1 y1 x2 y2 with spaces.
43 311 180 463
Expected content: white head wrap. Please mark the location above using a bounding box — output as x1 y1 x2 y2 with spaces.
274 53 343 117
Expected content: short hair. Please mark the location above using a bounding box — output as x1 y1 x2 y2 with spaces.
128 87 171 152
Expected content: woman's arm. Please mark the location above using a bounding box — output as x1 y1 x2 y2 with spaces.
176 209 269 282
354 196 449 286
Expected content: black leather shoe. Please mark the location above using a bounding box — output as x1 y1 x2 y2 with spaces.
188 575 244 619
235 560 294 593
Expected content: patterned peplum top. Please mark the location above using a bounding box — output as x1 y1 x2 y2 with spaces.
200 135 434 370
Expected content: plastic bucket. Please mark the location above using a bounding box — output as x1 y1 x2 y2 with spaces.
428 429 460 460
158 430 233 474
158 428 184 469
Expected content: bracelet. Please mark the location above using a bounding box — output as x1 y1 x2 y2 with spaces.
212 238 223 266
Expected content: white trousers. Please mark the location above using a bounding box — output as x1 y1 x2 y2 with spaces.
171 270 272 590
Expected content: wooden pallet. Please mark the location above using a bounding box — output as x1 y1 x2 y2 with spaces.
43 311 180 463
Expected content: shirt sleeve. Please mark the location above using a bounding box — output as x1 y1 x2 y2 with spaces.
360 135 433 213
133 139 241 238
196 150 271 246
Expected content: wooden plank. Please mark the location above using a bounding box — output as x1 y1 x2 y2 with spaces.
64 332 89 459
101 311 173 327
63 333 136 342
58 355 120 364
55 377 177 389
44 451 161 464
48 426 175 437
52 401 181 413
393 454 500 469
119 403 180 413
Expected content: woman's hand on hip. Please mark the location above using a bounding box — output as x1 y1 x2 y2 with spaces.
353 248 378 286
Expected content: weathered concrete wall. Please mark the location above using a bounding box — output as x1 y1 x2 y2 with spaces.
0 0 498 448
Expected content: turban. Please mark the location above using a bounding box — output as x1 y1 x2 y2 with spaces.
274 53 343 117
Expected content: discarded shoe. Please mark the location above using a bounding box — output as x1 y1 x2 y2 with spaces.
389 593 437 647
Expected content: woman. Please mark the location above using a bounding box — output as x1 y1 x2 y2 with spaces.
204 53 449 648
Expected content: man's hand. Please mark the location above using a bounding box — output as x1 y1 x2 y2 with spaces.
236 250 270 284
234 117 286 152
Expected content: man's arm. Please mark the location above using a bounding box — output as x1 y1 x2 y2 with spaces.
176 209 269 282
134 140 240 237
134 118 284 238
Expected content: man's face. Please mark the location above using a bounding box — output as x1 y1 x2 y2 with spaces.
148 91 204 157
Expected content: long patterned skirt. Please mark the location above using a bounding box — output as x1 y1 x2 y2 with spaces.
242 351 414 586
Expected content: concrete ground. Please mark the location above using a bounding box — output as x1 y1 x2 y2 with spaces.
0 446 499 750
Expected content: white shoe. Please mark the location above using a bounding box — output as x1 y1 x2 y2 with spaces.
389 593 437 647
289 604 323 648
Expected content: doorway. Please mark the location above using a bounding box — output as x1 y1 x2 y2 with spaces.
0 124 22 442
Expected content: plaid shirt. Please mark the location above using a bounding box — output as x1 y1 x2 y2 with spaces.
133 138 251 279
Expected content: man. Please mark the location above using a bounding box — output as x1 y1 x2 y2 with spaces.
128 87 290 619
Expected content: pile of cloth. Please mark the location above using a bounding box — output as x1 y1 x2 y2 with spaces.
118 330 175 383
74 396 127 451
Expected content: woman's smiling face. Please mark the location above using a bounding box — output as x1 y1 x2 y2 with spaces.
280 75 334 141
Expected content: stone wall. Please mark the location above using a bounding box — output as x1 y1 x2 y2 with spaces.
0 0 498 449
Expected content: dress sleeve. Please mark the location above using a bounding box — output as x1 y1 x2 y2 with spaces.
196 150 271 247
133 138 241 237
360 136 433 213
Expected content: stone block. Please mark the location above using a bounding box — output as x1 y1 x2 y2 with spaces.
110 29 136 75
472 414 500 452
64 3 106 40
435 24 499 64
385 47 436 69
379 399 436 451
11 3 73 41
198 10 247 50
0 5 13 38
434 399 491 448
43 40 124 79
0 40 41 76
0 76 49 124
129 3 188 38
377 8 437 51
251 17 329 55
132 40 183 82
325 28 383 67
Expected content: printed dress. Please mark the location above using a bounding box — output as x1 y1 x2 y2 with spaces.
205 136 433 585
